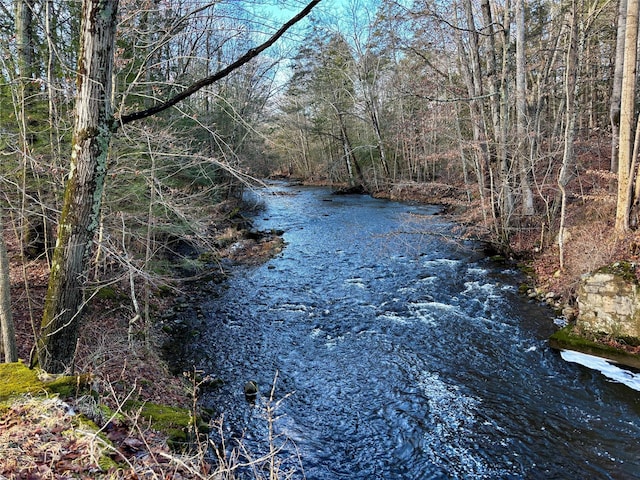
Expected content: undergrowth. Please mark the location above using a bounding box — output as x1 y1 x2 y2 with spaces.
0 371 303 479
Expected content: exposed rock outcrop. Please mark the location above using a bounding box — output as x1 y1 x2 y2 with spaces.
576 263 640 342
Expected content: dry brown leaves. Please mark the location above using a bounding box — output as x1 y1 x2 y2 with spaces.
0 397 109 479
0 397 218 479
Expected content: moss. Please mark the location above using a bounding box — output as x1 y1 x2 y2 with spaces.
98 455 120 471
549 326 640 369
93 403 126 425
156 284 174 297
227 207 242 219
93 285 122 300
125 400 197 450
0 361 88 400
517 262 536 277
198 251 219 263
178 257 206 273
46 375 88 397
75 412 101 431
149 258 173 275
596 261 639 284
133 401 192 429
0 362 46 399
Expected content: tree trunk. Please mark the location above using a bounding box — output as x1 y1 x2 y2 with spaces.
615 0 639 233
16 0 50 260
497 0 514 224
515 0 535 216
367 97 390 179
481 0 501 165
338 112 364 188
15 0 35 103
558 0 580 270
611 0 627 173
0 214 18 363
454 0 491 197
34 0 119 373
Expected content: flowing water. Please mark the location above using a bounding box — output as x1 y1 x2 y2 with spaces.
182 183 640 479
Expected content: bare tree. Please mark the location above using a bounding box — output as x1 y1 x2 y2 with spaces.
515 0 535 216
34 0 321 373
558 0 580 270
610 0 627 173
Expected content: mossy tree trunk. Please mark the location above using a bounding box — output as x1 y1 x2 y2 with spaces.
34 0 119 373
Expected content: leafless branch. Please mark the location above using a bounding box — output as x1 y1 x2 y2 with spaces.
117 0 322 126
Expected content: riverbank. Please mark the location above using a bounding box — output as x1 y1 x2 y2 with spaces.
2 196 285 477
370 177 640 365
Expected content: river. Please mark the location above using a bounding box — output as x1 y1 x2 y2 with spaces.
181 183 640 479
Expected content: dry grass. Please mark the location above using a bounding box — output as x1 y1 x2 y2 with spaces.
0 396 207 478
0 384 302 479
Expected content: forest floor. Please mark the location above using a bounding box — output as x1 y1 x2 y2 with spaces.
4 146 640 477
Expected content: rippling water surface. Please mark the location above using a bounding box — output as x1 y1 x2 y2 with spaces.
183 183 640 479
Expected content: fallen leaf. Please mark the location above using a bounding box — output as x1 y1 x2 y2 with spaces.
123 437 145 451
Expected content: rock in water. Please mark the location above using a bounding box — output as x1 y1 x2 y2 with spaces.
243 380 258 401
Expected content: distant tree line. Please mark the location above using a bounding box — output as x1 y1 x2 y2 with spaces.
269 0 640 245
